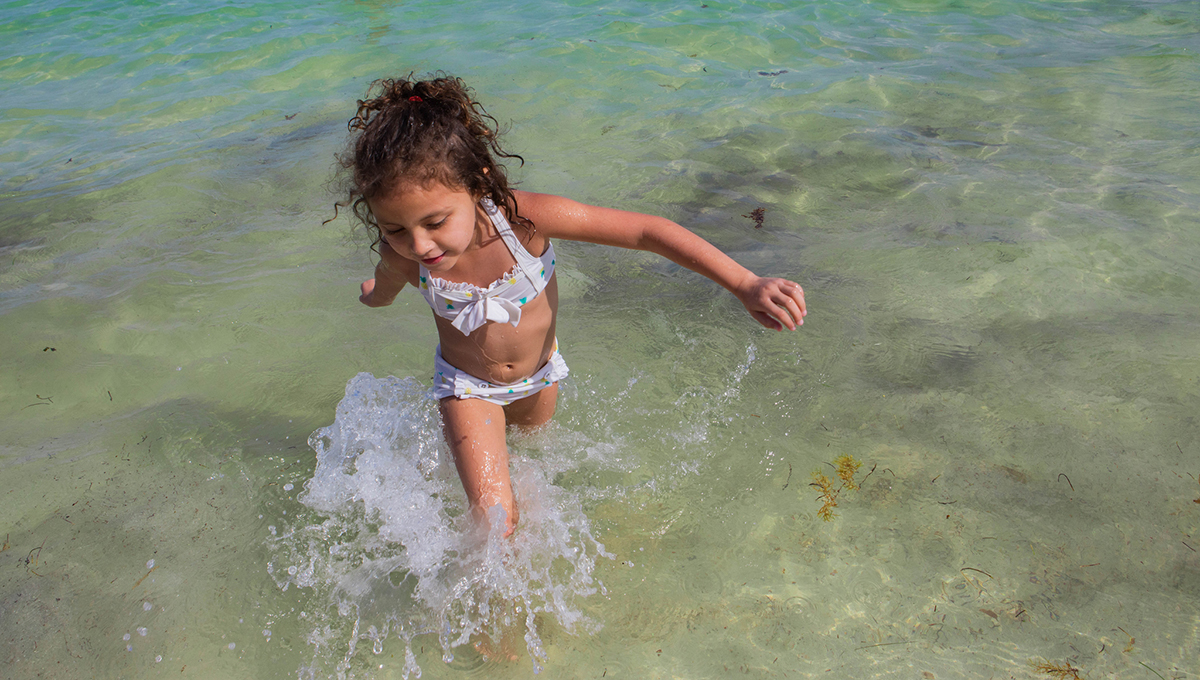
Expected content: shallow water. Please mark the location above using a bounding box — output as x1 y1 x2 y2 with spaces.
3 0 1199 678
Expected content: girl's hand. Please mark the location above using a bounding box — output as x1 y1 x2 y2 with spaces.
736 276 807 331
359 278 393 307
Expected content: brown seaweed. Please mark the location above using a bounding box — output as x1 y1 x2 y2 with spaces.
811 472 839 521
809 454 866 521
743 207 765 228
834 455 863 491
1030 660 1084 680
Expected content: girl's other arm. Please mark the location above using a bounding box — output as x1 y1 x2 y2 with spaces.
360 242 409 307
517 191 807 330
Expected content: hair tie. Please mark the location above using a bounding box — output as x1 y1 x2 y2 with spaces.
408 95 422 102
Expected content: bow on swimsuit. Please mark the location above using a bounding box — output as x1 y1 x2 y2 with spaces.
419 198 568 405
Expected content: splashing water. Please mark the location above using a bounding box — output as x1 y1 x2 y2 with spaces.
269 373 612 678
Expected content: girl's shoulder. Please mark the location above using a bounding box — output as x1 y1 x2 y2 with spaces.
510 190 639 246
512 189 563 216
512 190 587 238
508 190 559 254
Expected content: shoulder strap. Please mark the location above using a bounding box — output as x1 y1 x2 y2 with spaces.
482 198 543 287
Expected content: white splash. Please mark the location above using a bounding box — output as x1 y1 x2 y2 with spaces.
271 373 612 679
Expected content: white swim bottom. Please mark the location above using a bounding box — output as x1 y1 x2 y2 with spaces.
432 340 569 406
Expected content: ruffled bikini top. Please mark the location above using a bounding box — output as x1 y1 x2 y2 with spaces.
417 197 555 336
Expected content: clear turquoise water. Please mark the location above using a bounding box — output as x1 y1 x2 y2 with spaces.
3 0 1199 678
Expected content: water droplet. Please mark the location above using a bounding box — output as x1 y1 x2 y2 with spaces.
145 559 155 569
126 645 133 652
137 627 147 636
262 629 272 637
283 483 293 491
228 642 236 650
155 655 162 663
143 602 152 611
123 633 131 641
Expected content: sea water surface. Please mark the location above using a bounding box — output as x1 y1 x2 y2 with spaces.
2 0 1199 678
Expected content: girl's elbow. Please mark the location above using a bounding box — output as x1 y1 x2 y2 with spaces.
637 216 685 251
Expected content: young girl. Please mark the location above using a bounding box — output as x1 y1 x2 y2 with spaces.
342 74 806 537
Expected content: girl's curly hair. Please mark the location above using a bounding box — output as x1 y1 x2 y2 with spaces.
330 73 528 249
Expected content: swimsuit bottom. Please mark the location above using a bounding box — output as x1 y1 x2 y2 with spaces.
432 340 568 406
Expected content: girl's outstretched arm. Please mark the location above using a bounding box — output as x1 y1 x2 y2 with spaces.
360 241 410 307
516 191 807 330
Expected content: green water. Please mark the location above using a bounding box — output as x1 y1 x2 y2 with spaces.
2 0 1199 678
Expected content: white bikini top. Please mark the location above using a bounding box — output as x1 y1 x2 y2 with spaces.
417 197 555 336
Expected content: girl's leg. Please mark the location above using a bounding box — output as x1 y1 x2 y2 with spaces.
439 397 519 536
439 384 560 537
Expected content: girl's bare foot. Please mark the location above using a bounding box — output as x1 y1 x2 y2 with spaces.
474 633 520 662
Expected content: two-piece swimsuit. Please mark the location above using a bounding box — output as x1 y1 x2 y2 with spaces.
418 197 568 405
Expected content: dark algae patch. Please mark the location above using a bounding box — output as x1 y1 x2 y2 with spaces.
1030 659 1084 680
743 207 765 228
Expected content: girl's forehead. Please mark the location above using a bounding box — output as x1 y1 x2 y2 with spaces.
368 181 478 219
395 178 466 196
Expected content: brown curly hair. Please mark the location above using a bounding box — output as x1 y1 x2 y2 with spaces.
330 73 528 249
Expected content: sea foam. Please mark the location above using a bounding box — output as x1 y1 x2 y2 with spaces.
270 373 611 678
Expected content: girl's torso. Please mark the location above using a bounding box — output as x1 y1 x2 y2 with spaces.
388 198 558 384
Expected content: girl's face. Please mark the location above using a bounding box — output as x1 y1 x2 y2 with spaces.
368 181 481 272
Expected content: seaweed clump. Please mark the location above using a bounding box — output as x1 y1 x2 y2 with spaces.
810 455 867 521
1030 660 1084 680
743 207 765 228
811 472 839 521
836 454 862 490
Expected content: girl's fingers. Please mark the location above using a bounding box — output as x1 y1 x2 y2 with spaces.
761 284 804 330
778 294 804 327
778 281 805 316
763 298 796 330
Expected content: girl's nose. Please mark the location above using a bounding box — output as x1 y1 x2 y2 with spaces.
409 229 435 256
